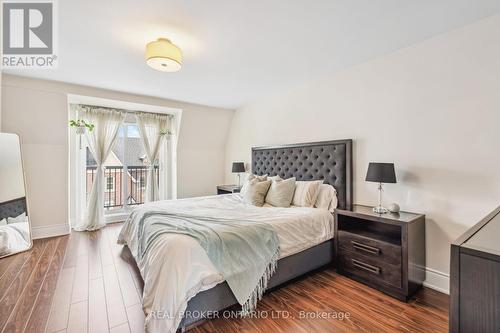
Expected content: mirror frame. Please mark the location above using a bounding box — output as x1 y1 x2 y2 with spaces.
0 133 33 259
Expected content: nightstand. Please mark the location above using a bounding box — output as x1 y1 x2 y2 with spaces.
335 204 425 301
216 185 241 195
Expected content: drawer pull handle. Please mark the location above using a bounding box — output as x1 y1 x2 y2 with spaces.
351 241 380 255
352 259 381 275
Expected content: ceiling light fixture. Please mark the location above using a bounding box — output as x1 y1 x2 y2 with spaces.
146 38 182 72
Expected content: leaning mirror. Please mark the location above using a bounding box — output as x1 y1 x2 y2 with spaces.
0 133 32 258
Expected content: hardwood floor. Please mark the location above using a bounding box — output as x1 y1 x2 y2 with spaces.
0 223 449 333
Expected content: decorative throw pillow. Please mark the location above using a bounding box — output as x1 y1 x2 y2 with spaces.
243 179 272 206
314 184 338 212
292 180 324 207
241 173 267 195
265 177 296 207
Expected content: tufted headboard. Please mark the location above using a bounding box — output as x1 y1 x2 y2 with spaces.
252 139 352 210
0 197 27 220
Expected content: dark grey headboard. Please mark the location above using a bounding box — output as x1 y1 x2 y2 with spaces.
252 139 352 210
0 197 27 220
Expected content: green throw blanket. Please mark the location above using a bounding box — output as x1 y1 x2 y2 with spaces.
136 211 280 314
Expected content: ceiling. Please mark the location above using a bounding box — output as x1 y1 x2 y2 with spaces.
4 0 500 109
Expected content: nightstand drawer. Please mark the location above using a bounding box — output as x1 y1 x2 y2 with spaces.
339 250 402 289
337 230 401 266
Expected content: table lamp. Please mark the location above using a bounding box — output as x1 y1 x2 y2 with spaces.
365 162 397 214
232 162 245 187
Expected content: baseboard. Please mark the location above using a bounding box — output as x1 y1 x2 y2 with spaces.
423 267 449 294
32 223 71 239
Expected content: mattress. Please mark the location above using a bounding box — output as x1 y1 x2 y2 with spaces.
118 193 334 333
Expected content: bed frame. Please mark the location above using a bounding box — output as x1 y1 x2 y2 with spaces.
180 139 353 329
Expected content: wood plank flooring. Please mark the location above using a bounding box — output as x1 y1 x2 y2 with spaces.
0 223 449 333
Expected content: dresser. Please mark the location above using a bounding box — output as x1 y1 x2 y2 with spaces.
450 205 500 333
335 205 425 301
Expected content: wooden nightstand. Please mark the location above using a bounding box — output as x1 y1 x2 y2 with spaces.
335 205 425 301
216 185 241 195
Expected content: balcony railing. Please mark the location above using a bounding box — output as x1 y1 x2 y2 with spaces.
86 165 159 210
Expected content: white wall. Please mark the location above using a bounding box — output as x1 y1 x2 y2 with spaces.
0 134 25 203
0 3 2 129
1 75 234 237
0 77 2 131
0 70 2 127
225 14 500 292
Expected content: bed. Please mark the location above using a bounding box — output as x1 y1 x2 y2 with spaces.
0 197 31 256
118 139 352 332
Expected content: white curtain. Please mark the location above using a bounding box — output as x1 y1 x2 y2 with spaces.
136 112 172 203
74 107 125 231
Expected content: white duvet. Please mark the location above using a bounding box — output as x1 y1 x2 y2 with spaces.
118 194 334 333
0 222 31 256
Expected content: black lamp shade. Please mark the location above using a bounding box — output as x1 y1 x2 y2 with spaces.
365 162 397 183
232 162 245 173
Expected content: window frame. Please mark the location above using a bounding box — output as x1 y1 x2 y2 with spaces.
69 94 181 228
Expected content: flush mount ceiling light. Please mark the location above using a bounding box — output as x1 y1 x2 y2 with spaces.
146 38 182 72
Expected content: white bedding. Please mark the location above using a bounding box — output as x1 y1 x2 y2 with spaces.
0 221 31 256
118 193 334 333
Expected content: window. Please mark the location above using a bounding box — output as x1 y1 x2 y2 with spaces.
117 124 141 138
85 119 159 211
139 175 146 189
106 176 115 192
70 96 179 231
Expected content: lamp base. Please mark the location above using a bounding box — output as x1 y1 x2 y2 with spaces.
373 206 388 214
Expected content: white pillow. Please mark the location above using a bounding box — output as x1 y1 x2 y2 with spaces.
7 212 27 224
241 173 268 195
249 173 268 181
292 180 324 207
243 179 272 207
314 184 338 213
0 218 7 226
265 177 296 207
